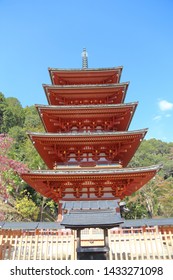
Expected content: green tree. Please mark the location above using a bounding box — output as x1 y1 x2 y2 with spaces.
129 139 170 168
0 92 7 133
124 199 148 219
8 126 27 162
1 97 24 133
15 192 39 221
23 105 42 131
23 138 45 169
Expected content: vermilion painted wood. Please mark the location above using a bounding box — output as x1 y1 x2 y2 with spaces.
21 165 161 202
36 102 137 133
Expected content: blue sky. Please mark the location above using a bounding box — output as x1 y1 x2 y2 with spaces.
0 0 173 142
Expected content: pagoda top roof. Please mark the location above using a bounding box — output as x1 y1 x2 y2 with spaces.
49 67 123 71
48 67 123 85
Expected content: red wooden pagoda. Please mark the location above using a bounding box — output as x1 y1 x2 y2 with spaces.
21 49 161 215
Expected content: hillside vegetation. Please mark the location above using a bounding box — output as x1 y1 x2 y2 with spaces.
0 92 173 221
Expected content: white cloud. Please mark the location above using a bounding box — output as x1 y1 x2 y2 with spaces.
153 115 162 121
158 100 173 111
165 114 171 118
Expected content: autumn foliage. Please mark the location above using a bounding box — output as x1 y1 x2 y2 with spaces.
0 134 28 219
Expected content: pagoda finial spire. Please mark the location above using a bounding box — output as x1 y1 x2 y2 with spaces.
82 48 88 69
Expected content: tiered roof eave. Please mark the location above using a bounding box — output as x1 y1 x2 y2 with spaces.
35 101 138 133
28 129 148 169
48 66 123 85
20 164 162 202
43 82 129 106
22 164 162 175
28 128 148 138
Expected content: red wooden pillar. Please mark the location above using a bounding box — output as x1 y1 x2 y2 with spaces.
57 201 63 222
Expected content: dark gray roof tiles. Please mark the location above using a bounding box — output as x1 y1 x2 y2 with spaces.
0 222 63 230
60 200 123 229
61 209 123 229
123 218 173 228
29 128 148 137
36 102 138 110
48 66 123 72
62 200 120 211
37 222 64 230
0 218 173 230
25 164 162 175
1 222 39 230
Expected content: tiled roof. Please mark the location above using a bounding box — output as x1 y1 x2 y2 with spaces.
61 209 123 229
0 222 63 230
123 218 173 228
1 218 173 230
36 102 137 110
25 164 162 175
48 67 123 71
60 199 123 229
62 200 120 210
29 128 147 137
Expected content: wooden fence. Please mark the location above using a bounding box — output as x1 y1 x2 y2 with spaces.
0 227 173 260
108 227 173 260
0 229 75 260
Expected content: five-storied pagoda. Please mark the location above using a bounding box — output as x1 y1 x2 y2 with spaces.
21 49 161 252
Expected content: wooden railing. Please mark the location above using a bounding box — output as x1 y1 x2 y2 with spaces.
0 229 75 260
0 227 173 260
109 228 173 260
